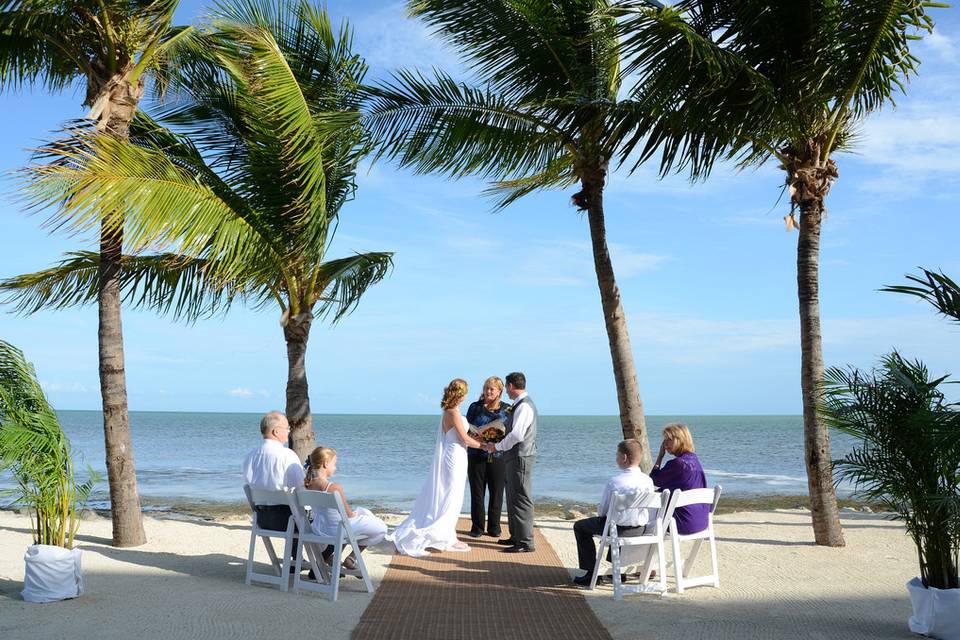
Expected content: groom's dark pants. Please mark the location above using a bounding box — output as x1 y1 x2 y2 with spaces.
504 453 536 548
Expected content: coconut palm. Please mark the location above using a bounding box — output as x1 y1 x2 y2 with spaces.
613 0 945 546
1 0 393 461
0 0 191 546
364 0 656 466
0 340 96 548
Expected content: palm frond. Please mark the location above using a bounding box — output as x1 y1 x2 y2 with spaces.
20 131 287 286
0 7 87 91
882 268 960 324
0 250 268 321
365 68 571 180
310 251 394 323
484 153 577 210
410 0 613 100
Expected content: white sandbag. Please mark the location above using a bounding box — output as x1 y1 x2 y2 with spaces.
907 577 960 640
21 544 83 603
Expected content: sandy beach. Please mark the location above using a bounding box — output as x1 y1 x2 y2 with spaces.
0 508 917 639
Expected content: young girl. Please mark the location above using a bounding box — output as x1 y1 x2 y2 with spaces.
304 446 388 568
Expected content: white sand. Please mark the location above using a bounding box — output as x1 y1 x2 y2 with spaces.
0 509 918 639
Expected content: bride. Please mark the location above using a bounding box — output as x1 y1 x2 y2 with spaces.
388 378 484 556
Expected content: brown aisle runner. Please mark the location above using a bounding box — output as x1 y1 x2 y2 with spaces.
352 519 613 640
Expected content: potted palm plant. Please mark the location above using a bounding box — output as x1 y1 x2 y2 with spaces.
821 352 960 639
0 339 96 602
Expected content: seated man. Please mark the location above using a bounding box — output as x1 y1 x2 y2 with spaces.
572 439 654 587
242 411 304 533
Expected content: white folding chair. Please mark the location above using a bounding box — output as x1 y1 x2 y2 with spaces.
589 490 672 600
243 484 298 592
286 488 375 601
667 485 722 594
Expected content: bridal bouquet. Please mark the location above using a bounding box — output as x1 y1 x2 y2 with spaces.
472 419 505 462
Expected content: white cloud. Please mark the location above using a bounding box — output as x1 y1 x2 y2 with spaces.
609 244 669 276
228 387 253 398
352 3 460 76
508 240 667 287
922 28 957 64
41 381 93 394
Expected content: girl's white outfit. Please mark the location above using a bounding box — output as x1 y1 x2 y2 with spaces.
311 486 388 545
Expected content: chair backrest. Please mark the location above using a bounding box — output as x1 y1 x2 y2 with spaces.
291 488 350 540
605 490 670 535
671 486 722 512
244 484 291 510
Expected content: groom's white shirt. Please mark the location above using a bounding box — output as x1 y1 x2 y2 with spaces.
494 391 533 452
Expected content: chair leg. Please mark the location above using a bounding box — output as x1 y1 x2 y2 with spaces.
708 532 720 587
589 537 606 590
657 541 667 594
246 530 257 586
684 539 704 579
263 537 281 576
611 543 623 601
353 545 375 594
279 537 292 593
639 546 656 584
330 538 343 602
672 533 685 594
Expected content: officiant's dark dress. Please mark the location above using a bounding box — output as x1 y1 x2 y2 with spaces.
466 400 510 536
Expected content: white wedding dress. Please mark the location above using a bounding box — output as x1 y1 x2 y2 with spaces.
387 418 468 556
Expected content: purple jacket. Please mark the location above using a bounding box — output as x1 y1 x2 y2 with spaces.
650 452 710 535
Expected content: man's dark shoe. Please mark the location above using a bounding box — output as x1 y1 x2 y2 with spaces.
572 573 592 587
598 573 629 584
487 529 502 538
468 528 483 538
497 538 517 546
503 544 535 553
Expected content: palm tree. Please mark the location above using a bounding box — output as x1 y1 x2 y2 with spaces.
613 0 945 545
364 0 656 467
1 0 393 461
0 0 191 546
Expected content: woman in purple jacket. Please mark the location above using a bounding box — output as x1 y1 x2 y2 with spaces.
650 423 710 534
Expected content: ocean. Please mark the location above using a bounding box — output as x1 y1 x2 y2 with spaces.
0 411 858 512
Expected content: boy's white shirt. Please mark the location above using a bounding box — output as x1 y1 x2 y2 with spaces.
597 467 655 527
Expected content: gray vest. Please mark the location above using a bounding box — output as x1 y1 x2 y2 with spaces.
504 395 538 458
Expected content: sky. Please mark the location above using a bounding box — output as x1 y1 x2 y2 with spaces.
0 1 958 416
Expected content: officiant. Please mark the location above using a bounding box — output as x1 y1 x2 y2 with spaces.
465 376 511 538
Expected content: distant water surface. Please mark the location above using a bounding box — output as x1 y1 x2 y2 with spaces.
0 412 857 512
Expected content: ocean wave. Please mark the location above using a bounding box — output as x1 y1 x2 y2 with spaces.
704 468 806 483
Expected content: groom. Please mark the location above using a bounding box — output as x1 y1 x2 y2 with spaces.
483 371 537 553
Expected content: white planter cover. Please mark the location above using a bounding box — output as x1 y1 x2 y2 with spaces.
907 577 960 639
21 544 84 603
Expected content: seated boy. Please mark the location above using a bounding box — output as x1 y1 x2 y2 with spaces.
572 439 654 586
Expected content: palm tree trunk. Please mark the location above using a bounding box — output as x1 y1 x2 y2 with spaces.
578 167 653 471
91 68 147 547
283 312 315 461
796 196 845 547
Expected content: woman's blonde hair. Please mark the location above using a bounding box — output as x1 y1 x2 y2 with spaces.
478 376 504 403
662 423 695 455
441 378 469 409
305 446 337 483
